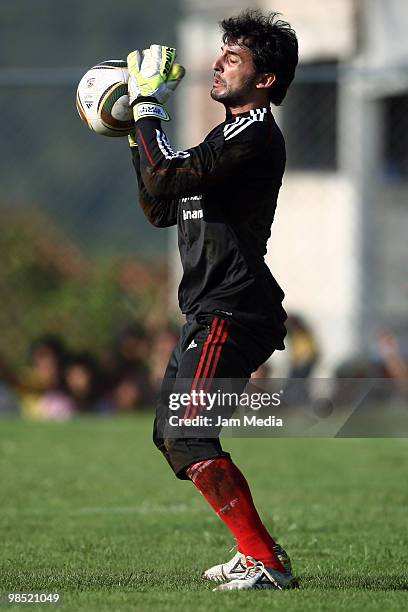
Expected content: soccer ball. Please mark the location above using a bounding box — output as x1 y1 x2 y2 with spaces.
76 60 134 137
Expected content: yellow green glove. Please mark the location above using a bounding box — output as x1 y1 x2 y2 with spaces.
128 131 137 148
127 44 185 122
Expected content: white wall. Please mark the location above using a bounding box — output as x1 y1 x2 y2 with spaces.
260 0 356 61
267 173 360 374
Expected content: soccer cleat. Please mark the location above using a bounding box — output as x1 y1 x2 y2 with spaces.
213 557 299 591
273 543 293 574
203 544 292 582
202 550 247 582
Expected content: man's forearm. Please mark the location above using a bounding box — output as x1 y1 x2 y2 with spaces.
135 117 215 199
130 147 177 227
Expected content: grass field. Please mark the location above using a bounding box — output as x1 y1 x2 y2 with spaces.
1 415 407 611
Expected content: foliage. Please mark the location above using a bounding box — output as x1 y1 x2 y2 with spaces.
0 209 168 368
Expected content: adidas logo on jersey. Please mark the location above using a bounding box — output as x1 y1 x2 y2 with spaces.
187 339 198 350
183 209 203 221
223 107 268 141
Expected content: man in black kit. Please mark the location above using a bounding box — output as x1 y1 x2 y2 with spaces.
127 10 299 591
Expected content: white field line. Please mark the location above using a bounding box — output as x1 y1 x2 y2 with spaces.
2 503 203 518
71 503 196 515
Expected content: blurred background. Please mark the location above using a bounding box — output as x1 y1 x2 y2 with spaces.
1 0 408 420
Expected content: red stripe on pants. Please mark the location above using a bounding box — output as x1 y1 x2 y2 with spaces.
182 318 220 419
193 320 231 418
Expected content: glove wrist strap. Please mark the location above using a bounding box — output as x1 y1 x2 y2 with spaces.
133 102 170 122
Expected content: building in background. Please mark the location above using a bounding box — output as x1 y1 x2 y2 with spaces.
176 0 408 374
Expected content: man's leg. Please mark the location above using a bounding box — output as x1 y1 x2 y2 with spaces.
186 458 285 572
153 316 231 477
154 315 287 574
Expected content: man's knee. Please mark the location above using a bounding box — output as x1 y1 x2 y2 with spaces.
162 437 230 480
152 434 195 475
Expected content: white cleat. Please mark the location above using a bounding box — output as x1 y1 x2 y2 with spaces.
213 557 299 591
203 544 292 583
202 551 247 582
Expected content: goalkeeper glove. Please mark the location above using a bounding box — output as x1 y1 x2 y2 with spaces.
127 44 185 122
128 131 137 148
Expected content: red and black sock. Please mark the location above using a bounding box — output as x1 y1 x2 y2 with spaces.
186 457 285 572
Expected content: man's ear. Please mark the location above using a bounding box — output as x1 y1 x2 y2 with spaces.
256 73 276 90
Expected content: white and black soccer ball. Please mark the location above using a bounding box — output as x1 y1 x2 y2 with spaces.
76 60 134 137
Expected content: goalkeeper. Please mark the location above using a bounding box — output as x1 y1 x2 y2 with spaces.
127 10 299 592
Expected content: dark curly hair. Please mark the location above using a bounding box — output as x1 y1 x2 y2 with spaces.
220 10 298 105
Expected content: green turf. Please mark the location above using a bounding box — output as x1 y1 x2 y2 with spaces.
0 416 407 611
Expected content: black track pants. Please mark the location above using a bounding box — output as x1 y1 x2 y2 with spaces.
153 313 281 479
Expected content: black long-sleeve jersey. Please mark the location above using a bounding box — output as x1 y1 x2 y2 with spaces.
131 105 287 348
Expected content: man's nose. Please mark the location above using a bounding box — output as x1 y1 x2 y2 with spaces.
212 56 223 72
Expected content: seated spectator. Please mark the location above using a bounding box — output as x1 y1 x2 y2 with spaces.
112 377 144 412
21 334 66 392
284 314 319 405
34 391 76 421
64 352 112 413
0 355 21 416
115 323 150 375
286 314 319 378
375 332 408 381
107 323 155 408
19 334 71 420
